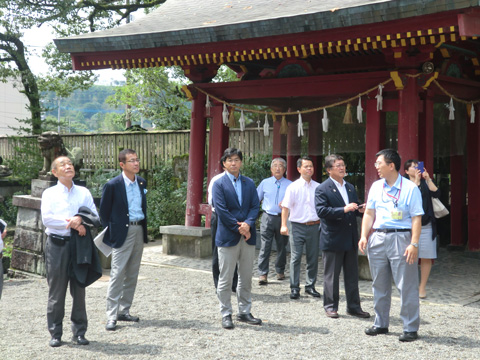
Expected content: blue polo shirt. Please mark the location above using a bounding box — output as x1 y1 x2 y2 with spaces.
366 174 424 229
257 176 292 215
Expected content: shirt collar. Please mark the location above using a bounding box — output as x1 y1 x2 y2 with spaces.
57 180 75 193
383 173 402 190
330 176 344 188
226 172 240 182
122 171 137 186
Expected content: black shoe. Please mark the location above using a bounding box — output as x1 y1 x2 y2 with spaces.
365 326 389 336
325 310 339 318
106 320 117 331
72 335 89 345
347 309 371 318
305 287 321 298
236 313 262 325
290 289 300 299
399 331 418 342
49 338 61 347
222 315 234 329
117 313 140 322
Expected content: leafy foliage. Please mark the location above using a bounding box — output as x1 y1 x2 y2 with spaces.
4 136 43 190
0 193 18 226
241 153 272 186
85 168 121 198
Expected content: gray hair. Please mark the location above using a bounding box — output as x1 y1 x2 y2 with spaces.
271 157 286 168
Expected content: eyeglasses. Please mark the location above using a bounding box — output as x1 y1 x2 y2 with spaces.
126 159 141 163
374 161 391 168
225 158 241 163
332 164 346 169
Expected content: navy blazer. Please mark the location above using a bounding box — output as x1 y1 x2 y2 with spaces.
212 173 260 247
99 174 148 248
315 178 360 252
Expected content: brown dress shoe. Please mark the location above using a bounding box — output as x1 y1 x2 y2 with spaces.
276 273 285 280
326 310 339 318
258 275 268 285
347 309 371 318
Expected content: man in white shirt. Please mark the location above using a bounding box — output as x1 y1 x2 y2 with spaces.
41 156 98 347
281 157 321 300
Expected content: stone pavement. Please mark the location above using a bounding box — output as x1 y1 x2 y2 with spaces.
142 240 480 308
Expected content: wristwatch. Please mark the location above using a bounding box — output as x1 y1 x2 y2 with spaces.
410 242 419 248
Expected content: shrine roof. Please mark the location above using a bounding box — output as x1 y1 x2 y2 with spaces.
54 0 478 54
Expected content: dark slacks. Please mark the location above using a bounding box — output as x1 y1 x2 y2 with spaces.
290 222 319 290
211 211 238 291
322 249 362 312
258 213 289 275
45 236 87 339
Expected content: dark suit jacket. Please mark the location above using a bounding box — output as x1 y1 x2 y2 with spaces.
99 174 148 248
315 177 360 252
212 173 260 247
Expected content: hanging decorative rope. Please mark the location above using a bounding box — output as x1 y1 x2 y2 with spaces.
222 103 229 125
470 103 476 123
448 97 455 121
322 108 329 133
263 113 270 136
297 111 304 137
280 115 288 134
376 84 384 111
228 106 236 127
239 110 246 131
343 103 353 124
357 97 363 123
205 95 211 116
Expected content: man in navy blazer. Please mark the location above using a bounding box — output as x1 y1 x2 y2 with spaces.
315 154 370 319
100 149 148 331
212 148 261 329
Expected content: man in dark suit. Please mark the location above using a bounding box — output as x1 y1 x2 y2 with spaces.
212 148 261 329
100 149 148 331
315 154 370 319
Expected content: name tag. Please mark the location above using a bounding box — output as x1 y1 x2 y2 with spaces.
391 210 403 220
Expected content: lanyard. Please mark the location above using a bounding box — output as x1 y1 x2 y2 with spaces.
383 176 402 207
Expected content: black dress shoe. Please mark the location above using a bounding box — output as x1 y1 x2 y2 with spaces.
290 289 300 299
222 315 234 329
106 320 117 331
347 309 371 318
117 313 140 322
236 313 262 325
72 335 89 345
305 287 321 298
399 331 418 342
49 338 61 347
325 310 339 318
365 326 389 336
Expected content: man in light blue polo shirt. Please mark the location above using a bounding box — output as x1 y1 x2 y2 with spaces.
359 149 424 342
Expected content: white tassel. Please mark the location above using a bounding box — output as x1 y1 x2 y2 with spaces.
322 108 329 133
205 95 211 116
239 110 246 131
448 97 455 120
357 97 363 123
257 119 261 132
297 111 304 137
471 103 476 124
375 84 384 111
222 103 229 125
263 113 270 136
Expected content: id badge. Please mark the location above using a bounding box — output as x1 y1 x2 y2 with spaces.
391 210 403 220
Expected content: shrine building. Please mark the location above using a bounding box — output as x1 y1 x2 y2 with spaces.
55 0 480 252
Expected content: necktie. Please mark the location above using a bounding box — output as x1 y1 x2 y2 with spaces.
234 177 242 205
275 180 281 205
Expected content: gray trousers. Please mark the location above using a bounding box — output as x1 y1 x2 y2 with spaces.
322 249 362 312
367 231 420 332
290 222 320 290
217 239 255 317
0 257 3 300
45 236 87 339
258 213 289 275
106 225 144 321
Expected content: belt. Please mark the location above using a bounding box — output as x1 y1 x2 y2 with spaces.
266 213 281 217
49 234 71 241
130 221 143 226
303 220 320 226
374 228 410 233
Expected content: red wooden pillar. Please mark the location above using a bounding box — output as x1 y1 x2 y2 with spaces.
449 113 467 248
365 98 386 195
419 91 434 173
272 118 287 160
467 104 480 251
185 92 207 226
287 117 301 181
307 113 322 182
207 105 229 184
398 76 419 163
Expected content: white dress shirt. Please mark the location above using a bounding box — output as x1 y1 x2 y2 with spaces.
330 177 349 205
207 171 226 210
282 177 320 223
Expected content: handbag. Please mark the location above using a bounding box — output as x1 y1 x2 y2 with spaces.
432 197 449 218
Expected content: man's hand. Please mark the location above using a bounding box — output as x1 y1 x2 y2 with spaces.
358 236 368 254
1 229 6 240
280 225 289 236
404 245 418 264
344 202 359 213
237 222 250 236
66 216 86 236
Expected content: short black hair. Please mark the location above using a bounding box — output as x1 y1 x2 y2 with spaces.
324 154 344 171
297 156 313 168
119 149 137 163
376 149 401 171
403 159 419 172
221 148 243 165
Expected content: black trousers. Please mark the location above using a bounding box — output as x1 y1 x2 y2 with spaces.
211 211 238 291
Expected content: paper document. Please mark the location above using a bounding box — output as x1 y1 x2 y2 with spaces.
94 227 112 257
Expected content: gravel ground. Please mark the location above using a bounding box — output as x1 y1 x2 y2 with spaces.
1 260 479 360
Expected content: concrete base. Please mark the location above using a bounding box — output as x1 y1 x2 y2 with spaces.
160 225 212 258
358 253 372 281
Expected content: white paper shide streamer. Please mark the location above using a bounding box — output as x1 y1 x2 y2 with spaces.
205 95 211 116
239 110 246 131
222 103 229 125
263 113 270 136
376 84 384 111
470 103 476 124
357 97 363 123
322 108 329 133
297 111 304 137
448 97 455 120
